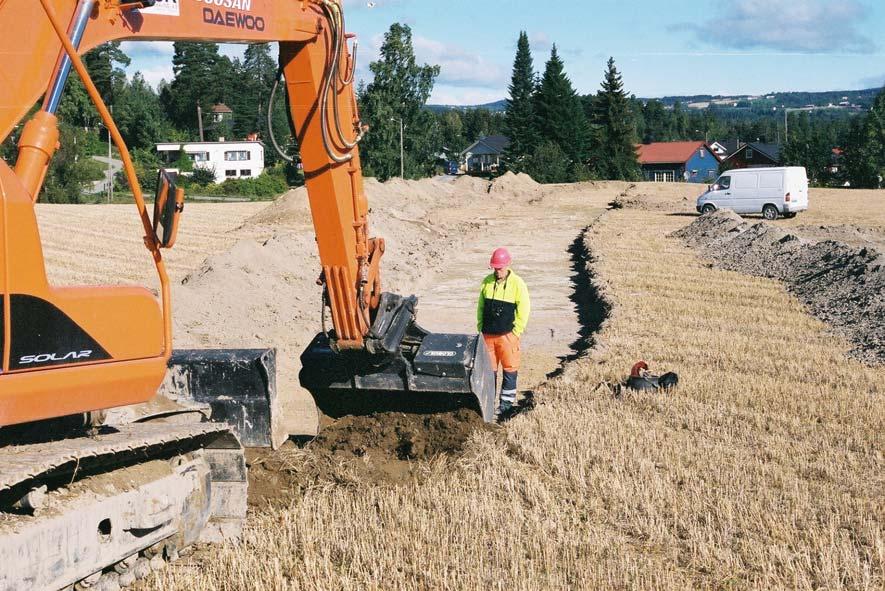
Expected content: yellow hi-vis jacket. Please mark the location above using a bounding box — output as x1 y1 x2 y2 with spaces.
476 270 531 337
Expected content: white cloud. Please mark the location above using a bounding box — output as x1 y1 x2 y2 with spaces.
357 33 508 93
413 36 507 89
675 0 875 54
429 85 504 106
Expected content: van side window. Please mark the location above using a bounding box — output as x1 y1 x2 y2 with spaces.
718 176 731 190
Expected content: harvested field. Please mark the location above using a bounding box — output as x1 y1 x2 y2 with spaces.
35 181 884 589
675 210 884 363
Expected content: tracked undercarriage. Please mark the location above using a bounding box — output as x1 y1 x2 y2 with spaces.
0 418 247 590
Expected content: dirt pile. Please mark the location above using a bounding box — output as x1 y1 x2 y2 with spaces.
792 223 885 251
488 171 541 199
246 410 494 508
674 210 885 363
311 409 491 461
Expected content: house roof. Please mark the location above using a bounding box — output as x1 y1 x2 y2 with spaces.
726 142 781 163
747 142 781 162
636 141 714 165
211 103 233 113
462 135 511 156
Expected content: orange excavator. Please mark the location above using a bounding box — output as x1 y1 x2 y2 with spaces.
0 1 493 588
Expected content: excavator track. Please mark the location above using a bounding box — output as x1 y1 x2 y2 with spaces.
0 421 246 591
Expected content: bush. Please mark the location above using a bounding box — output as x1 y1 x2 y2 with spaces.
190 166 216 187
525 141 570 184
187 168 290 199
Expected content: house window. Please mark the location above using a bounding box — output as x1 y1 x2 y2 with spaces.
225 169 237 177
699 149 705 158
240 169 251 177
224 150 250 161
653 171 675 183
189 151 210 162
746 148 754 160
691 169 699 177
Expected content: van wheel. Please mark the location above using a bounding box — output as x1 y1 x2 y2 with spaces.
701 204 716 215
762 205 779 220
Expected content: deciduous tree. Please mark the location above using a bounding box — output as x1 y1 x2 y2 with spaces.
358 23 440 180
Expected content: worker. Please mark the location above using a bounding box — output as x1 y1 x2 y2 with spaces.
477 247 531 415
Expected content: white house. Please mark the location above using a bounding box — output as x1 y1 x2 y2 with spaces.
156 141 265 184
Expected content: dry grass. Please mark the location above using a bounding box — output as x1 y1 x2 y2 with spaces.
35 201 267 287
147 192 884 590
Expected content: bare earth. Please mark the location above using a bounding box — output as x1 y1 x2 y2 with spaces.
34 180 885 589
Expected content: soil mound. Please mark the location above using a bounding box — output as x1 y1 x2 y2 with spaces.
246 410 494 508
311 409 492 461
489 171 541 198
674 210 885 364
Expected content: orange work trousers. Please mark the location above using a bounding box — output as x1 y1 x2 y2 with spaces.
483 333 521 373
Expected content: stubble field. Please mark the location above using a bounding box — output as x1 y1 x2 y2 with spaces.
35 180 885 589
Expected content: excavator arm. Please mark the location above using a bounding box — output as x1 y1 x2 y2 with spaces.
0 0 495 430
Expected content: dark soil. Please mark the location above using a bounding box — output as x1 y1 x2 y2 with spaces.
246 409 495 509
673 210 885 364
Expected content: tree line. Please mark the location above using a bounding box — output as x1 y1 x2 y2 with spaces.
1 41 294 202
2 28 883 199
500 31 884 188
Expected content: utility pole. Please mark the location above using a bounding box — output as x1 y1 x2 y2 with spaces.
107 105 113 204
197 103 205 142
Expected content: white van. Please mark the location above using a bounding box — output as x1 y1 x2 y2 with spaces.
696 167 808 220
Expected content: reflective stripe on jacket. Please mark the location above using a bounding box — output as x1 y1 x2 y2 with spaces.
476 270 531 337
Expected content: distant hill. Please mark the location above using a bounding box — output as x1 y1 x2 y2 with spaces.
427 100 507 113
649 88 880 111
428 88 881 113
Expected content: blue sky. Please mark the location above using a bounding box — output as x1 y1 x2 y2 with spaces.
125 0 885 105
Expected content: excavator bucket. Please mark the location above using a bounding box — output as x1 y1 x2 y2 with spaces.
300 294 498 422
157 349 286 449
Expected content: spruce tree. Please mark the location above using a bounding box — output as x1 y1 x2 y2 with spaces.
503 32 537 170
590 57 640 181
532 45 590 176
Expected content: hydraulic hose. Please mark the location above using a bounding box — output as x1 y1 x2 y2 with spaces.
267 72 294 163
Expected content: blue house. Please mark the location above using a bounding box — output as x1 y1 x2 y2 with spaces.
637 141 722 183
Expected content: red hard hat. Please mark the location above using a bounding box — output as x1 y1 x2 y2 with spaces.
489 248 512 269
630 361 649 378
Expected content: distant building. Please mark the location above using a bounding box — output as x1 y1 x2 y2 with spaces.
460 135 510 174
156 141 265 184
636 141 721 183
709 139 744 159
211 103 233 123
723 142 781 169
